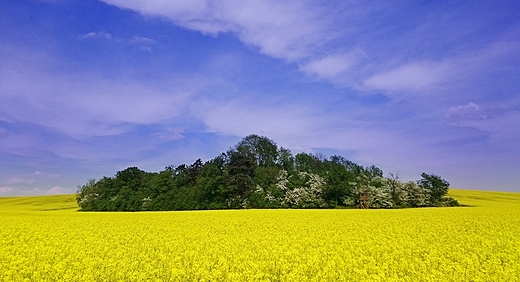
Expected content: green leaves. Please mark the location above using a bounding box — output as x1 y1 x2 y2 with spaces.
419 173 450 205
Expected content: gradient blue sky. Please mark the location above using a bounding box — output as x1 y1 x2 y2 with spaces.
1 0 519 196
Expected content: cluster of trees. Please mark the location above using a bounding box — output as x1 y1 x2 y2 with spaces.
76 135 459 211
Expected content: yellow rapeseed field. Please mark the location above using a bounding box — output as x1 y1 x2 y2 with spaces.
1 189 519 281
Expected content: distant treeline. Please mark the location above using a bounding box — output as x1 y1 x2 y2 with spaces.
76 135 459 211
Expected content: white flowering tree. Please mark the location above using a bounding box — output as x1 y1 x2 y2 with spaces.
76 178 98 211
403 181 429 207
270 170 326 208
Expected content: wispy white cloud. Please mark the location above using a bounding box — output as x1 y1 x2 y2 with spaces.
0 186 13 194
445 103 489 123
82 31 112 40
443 103 520 160
80 82 188 124
0 56 197 137
363 62 452 94
6 177 35 185
204 98 318 139
131 36 156 44
300 52 359 80
45 186 72 195
13 186 74 196
445 102 520 124
153 128 185 141
32 171 60 178
101 0 335 61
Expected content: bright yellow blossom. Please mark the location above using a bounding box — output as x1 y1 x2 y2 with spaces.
0 190 519 281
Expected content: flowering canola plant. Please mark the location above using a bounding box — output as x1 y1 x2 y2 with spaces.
1 190 519 281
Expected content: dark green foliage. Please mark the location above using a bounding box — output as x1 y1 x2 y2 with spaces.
277 147 294 171
321 156 356 206
225 151 255 208
418 172 451 205
436 197 460 207
234 134 278 167
294 153 322 173
76 134 458 211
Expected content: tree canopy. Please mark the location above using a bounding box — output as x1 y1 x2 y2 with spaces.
76 135 458 211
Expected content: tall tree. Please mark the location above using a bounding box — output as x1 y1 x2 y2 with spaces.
322 156 355 207
225 151 255 207
234 134 279 167
418 172 450 204
276 147 294 171
294 153 322 173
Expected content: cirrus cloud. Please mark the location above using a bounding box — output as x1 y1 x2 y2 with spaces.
363 62 452 94
445 102 520 124
6 177 35 185
100 0 335 61
0 186 14 194
82 31 112 40
45 186 72 195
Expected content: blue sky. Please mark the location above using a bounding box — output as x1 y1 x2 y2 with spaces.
1 0 519 196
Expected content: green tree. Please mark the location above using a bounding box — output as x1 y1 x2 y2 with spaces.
146 169 175 210
225 151 255 208
294 153 322 173
387 173 406 207
366 165 383 178
403 181 428 207
76 178 98 211
276 147 294 171
195 157 227 209
321 156 355 207
235 134 279 167
418 172 450 204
